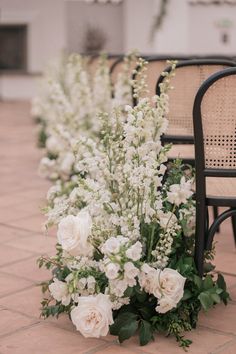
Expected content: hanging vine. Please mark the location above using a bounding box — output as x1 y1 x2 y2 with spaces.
150 0 169 42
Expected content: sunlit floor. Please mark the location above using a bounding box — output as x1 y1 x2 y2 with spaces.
0 102 236 354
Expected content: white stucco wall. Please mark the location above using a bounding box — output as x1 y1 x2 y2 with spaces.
66 0 124 54
124 0 236 55
0 0 66 73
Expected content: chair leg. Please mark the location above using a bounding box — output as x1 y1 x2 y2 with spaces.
231 208 236 246
194 201 206 277
213 206 220 233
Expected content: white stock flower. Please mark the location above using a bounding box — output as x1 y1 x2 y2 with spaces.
157 210 178 230
124 262 139 280
105 262 120 280
101 237 121 255
167 177 193 206
48 278 71 306
46 135 62 155
57 209 93 257
59 152 75 179
109 279 128 297
126 241 142 261
70 293 113 338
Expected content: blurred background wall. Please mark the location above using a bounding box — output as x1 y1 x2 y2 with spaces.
0 0 236 99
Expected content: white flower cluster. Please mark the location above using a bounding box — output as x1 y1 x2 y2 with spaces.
40 59 196 340
34 53 138 182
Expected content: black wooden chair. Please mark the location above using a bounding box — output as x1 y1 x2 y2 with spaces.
155 59 236 150
193 67 236 276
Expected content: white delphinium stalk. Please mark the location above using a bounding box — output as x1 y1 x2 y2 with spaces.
112 53 137 107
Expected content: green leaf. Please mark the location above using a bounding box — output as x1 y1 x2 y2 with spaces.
118 320 138 343
182 289 192 301
203 275 214 291
210 293 221 304
110 312 138 336
134 286 148 303
124 286 134 297
139 320 153 346
217 274 226 291
198 292 214 311
138 306 154 321
204 262 215 273
193 275 202 290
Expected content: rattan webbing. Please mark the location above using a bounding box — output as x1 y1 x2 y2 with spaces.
164 64 231 136
201 75 236 169
145 61 168 99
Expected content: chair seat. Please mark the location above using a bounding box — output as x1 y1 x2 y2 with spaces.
206 177 236 206
167 144 195 160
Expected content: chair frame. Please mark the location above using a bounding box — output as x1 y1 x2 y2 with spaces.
193 67 236 276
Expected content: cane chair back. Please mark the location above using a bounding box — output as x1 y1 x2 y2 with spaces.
200 75 236 170
193 67 236 275
156 59 236 143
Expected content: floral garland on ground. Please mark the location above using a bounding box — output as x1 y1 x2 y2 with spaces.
38 59 229 349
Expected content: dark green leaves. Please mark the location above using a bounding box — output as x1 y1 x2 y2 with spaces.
198 292 214 311
139 320 154 346
110 312 138 343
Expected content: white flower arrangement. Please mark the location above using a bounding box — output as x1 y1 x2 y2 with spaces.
38 58 229 349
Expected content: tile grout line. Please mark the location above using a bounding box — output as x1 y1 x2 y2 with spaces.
209 338 236 354
0 283 36 300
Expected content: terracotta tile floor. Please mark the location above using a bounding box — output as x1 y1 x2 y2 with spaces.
0 101 236 354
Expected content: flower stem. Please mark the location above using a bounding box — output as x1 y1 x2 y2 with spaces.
147 224 155 262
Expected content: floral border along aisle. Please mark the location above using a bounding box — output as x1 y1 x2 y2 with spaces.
38 58 229 350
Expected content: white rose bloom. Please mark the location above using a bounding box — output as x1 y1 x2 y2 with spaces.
105 262 120 280
126 241 142 261
101 237 121 255
167 177 193 206
71 293 113 338
46 135 61 155
57 209 93 257
157 268 186 304
48 278 71 306
155 296 177 314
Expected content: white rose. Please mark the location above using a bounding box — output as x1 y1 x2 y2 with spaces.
71 293 113 338
48 278 71 306
167 177 193 206
101 237 121 255
157 268 186 304
105 262 120 280
57 209 93 257
126 241 142 261
155 296 176 314
46 135 61 155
